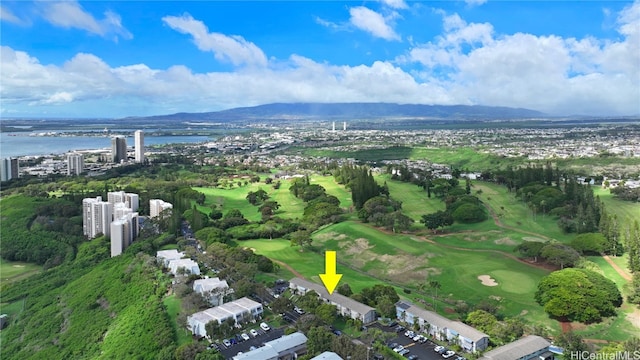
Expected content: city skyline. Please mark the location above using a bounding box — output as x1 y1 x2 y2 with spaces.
0 0 638 118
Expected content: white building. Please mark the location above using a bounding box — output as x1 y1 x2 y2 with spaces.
82 197 113 238
110 212 139 257
311 352 343 360
167 259 200 276
232 332 308 360
187 297 264 338
289 277 377 324
150 199 173 218
67 153 84 176
479 335 552 360
395 300 489 353
156 249 185 267
107 191 139 212
1 158 19 182
134 130 145 163
193 277 232 306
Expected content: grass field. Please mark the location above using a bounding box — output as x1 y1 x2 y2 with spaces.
378 175 445 222
594 187 639 227
163 294 193 346
0 259 41 284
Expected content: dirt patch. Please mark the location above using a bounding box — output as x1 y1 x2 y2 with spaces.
522 236 547 242
478 275 498 286
520 310 528 316
489 295 502 301
494 237 517 246
344 238 374 256
12 265 26 268
444 308 456 314
315 232 348 243
626 309 640 328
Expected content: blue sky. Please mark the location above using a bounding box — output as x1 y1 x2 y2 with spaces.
1 0 638 118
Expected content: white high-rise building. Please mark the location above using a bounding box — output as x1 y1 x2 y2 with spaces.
110 212 139 257
82 197 113 239
150 199 173 218
1 158 19 182
67 153 84 176
134 130 145 163
107 191 139 212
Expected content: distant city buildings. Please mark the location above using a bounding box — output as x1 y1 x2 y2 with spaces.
1 158 19 182
111 136 127 163
67 153 84 176
150 199 173 218
135 130 145 163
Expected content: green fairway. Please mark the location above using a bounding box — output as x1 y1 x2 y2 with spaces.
308 175 353 209
473 181 573 242
378 175 445 221
594 187 639 227
0 259 41 284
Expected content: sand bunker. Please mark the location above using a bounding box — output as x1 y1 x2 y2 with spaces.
494 237 517 245
522 236 546 242
13 265 25 268
478 275 499 286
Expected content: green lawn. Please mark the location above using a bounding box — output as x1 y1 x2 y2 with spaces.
473 181 574 242
0 259 42 284
163 294 193 346
594 187 640 228
378 175 445 221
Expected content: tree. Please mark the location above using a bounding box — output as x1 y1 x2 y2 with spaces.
429 280 441 310
451 203 487 223
515 240 547 262
337 283 353 297
271 296 293 314
465 310 497 334
315 304 337 324
627 273 640 305
535 268 622 323
306 326 334 356
556 332 588 359
569 233 605 255
421 211 453 234
540 243 580 269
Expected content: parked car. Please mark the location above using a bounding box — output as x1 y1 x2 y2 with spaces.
408 355 419 360
395 325 405 332
388 342 399 349
260 322 271 331
399 349 410 356
222 339 231 347
393 345 405 353
294 307 305 314
241 333 250 341
413 334 422 341
434 346 445 352
332 329 342 336
455 357 466 360
436 347 447 355
250 329 259 337
388 321 398 327
404 330 415 338
443 350 456 359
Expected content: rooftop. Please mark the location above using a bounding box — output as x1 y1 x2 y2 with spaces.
290 277 375 316
480 335 551 360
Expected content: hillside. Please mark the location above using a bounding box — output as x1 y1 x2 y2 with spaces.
125 102 546 122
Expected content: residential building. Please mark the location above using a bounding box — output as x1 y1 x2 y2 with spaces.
187 297 263 337
311 352 343 360
479 335 553 360
134 130 144 163
67 153 84 175
395 300 489 352
167 259 200 276
156 249 185 267
150 199 173 218
82 196 113 238
110 212 139 257
111 136 127 163
289 277 377 324
1 157 19 181
193 277 231 306
108 191 139 212
232 332 308 360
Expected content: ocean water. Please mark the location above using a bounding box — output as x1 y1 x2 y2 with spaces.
0 132 212 158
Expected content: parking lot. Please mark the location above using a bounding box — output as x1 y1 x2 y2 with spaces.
216 326 284 359
372 323 467 360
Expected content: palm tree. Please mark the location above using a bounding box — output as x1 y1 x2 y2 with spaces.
429 280 441 311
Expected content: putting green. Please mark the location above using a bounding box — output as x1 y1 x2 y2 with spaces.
491 269 537 294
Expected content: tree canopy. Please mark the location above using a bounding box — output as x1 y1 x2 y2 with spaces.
535 268 622 323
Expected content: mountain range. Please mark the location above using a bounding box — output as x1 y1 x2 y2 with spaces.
126 103 547 122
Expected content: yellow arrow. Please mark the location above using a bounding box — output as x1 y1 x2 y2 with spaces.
319 250 342 295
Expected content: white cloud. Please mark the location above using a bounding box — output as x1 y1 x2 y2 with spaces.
401 7 640 115
380 0 408 10
162 13 267 67
0 5 22 24
349 6 401 41
42 1 132 40
465 0 488 7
